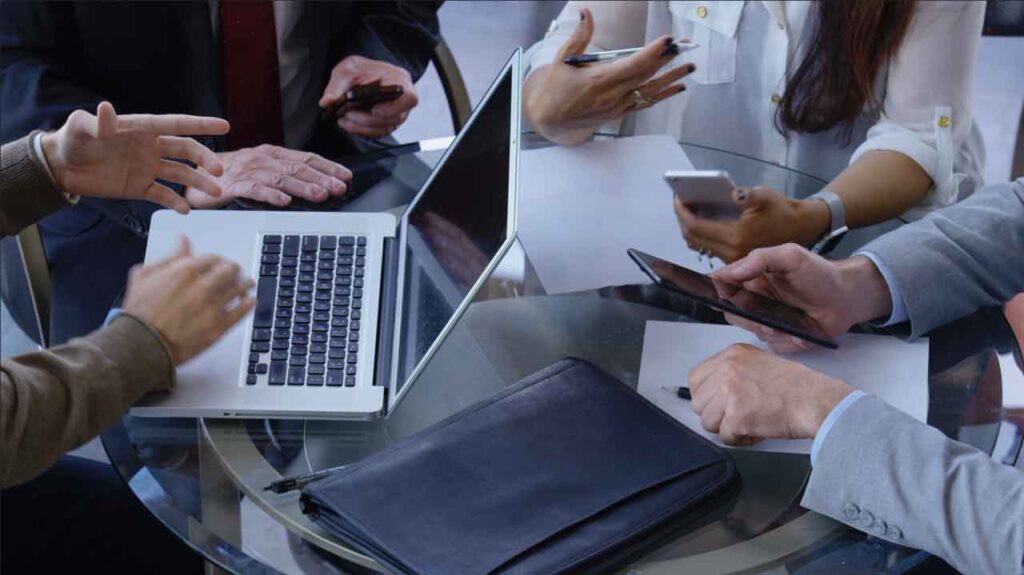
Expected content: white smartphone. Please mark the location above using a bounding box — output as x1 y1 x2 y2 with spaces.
664 170 741 220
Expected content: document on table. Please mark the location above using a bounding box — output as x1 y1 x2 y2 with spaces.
637 322 930 454
518 135 703 294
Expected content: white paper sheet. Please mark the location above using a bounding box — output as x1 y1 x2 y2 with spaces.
638 322 930 454
518 135 702 294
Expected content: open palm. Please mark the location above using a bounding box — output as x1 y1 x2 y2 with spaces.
42 102 229 213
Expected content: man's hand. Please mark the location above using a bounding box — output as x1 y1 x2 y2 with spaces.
123 237 255 365
188 145 353 209
40 101 229 214
710 244 893 352
319 55 419 139
688 344 853 445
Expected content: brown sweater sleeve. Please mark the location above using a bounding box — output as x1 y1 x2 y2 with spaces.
0 132 69 236
0 314 176 487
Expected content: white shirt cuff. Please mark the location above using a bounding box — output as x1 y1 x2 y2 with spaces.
32 131 78 205
854 250 909 326
810 390 867 466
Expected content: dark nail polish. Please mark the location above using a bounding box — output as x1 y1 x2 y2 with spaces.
580 10 586 20
688 63 697 73
663 37 673 47
737 189 748 201
677 85 686 93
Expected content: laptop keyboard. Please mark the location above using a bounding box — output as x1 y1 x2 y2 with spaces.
247 234 368 387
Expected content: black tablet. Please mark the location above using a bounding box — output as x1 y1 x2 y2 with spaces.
628 248 838 349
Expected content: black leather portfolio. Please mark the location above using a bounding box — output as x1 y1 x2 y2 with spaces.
300 358 740 574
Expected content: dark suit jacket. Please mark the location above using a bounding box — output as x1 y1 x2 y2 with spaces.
0 1 441 342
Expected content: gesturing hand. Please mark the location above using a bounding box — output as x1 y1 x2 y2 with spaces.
123 237 255 365
710 244 893 352
319 55 419 139
524 8 695 146
688 344 853 445
188 145 353 209
40 101 229 214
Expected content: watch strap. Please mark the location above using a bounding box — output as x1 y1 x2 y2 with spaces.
808 190 848 255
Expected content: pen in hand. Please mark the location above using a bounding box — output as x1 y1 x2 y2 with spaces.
565 41 699 66
661 385 692 400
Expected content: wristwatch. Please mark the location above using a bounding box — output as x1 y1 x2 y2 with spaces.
807 190 847 255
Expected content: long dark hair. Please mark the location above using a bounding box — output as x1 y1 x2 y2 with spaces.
778 0 917 141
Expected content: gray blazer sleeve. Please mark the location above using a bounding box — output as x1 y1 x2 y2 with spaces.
802 395 1024 575
862 178 1024 338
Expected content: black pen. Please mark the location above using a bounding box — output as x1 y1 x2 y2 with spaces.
661 385 692 401
264 463 349 494
565 41 699 66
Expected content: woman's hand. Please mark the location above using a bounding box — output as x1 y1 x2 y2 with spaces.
40 102 229 214
674 187 831 262
523 8 695 146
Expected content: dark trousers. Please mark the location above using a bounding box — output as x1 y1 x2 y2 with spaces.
1 456 201 574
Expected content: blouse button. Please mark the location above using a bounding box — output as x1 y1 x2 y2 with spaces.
771 93 782 105
938 115 951 128
697 5 708 18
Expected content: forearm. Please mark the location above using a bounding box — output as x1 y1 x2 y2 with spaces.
803 395 1024 575
825 150 932 229
342 1 441 80
0 315 175 487
0 132 69 236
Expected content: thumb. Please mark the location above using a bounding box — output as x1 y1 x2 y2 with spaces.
732 187 774 211
555 7 595 61
96 101 118 140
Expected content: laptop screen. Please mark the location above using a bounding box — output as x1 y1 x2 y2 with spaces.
391 55 517 403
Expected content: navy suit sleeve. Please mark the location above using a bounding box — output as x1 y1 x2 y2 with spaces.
341 0 442 81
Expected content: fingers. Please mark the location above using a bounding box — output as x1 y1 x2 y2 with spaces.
143 181 191 214
712 245 804 285
202 260 247 304
697 394 727 434
370 89 418 119
732 186 775 211
600 35 675 86
225 181 292 207
222 295 256 329
264 146 352 181
636 63 694 96
241 170 334 202
341 108 402 129
158 136 223 176
337 116 396 139
157 160 223 198
674 196 736 244
118 113 230 137
96 101 118 139
555 7 596 61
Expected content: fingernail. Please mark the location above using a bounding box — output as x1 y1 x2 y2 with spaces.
329 179 344 192
737 189 747 201
663 37 673 47
677 85 686 93
580 10 585 20
688 63 697 73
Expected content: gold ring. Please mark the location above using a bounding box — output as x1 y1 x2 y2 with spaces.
633 89 653 109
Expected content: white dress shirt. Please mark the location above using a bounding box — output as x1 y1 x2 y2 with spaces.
526 1 987 217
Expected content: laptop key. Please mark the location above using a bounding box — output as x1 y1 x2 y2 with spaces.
318 261 333 271
338 256 354 266
273 328 290 339
294 314 311 324
292 333 309 345
354 269 364 278
281 257 298 268
313 311 330 322
345 376 356 387
280 287 296 298
316 271 333 281
349 332 360 342
290 345 308 356
301 273 318 283
334 297 350 307
329 349 345 359
292 324 310 335
264 235 282 245
331 317 348 328
311 332 328 343
251 341 271 353
272 339 290 350
347 354 358 364
312 322 329 332
252 329 272 341
295 303 312 315
287 367 305 386
348 343 358 353
283 235 300 256
339 246 355 256
335 276 352 286
355 257 365 267
272 350 288 361
307 375 324 386
261 254 280 265
349 321 360 331
246 374 258 385
357 237 367 246
289 355 307 367
302 235 318 252
249 353 260 364
248 363 258 374
356 246 366 256
269 361 287 385
330 328 347 339
352 299 363 309
315 291 331 302
262 243 282 254
354 279 363 288
320 235 337 249
275 318 292 329
308 364 325 375
346 365 357 375
329 338 346 348
328 359 345 370
277 297 293 308
338 236 355 246
309 354 326 365
276 308 292 319
301 252 317 263
300 262 316 273
297 293 313 303
351 310 361 320
336 266 353 276
333 307 349 318
279 277 296 288
257 363 269 374
314 302 331 312
326 371 345 386
254 277 277 327
334 286 351 297
280 267 297 278
310 342 327 354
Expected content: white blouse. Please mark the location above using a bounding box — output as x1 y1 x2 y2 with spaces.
526 1 987 217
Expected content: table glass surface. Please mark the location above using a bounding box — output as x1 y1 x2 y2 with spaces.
103 134 1021 575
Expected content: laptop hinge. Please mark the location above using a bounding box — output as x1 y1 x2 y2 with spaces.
373 236 400 392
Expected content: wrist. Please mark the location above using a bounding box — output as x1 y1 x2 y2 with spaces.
40 132 67 192
802 378 854 438
794 198 831 247
836 256 894 324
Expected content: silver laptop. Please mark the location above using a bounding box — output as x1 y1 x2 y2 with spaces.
132 50 521 419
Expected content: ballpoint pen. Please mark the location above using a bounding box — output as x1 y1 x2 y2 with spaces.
265 463 349 494
565 41 699 66
661 385 692 401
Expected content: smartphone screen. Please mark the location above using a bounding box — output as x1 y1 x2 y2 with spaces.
628 248 838 349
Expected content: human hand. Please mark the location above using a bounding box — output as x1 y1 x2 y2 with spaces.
123 237 255 365
688 343 853 444
674 187 831 263
189 145 352 208
710 244 893 352
524 8 694 146
40 102 229 214
319 55 419 139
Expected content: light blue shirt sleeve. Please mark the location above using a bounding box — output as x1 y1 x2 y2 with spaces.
104 308 123 326
810 390 866 465
854 250 909 326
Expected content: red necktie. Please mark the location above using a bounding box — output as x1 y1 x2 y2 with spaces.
220 0 285 151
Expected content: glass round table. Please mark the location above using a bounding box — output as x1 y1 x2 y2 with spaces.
102 134 1022 574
